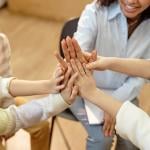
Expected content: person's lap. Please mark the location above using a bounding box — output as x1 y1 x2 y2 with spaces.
70 96 139 150
70 96 113 150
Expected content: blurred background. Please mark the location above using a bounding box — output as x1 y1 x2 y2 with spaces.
0 0 149 150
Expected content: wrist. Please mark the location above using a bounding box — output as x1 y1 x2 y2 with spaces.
96 56 112 70
83 87 99 100
8 77 17 97
43 80 54 93
63 98 72 105
60 93 72 105
106 57 117 70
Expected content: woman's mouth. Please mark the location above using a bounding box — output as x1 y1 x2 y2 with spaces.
124 4 140 13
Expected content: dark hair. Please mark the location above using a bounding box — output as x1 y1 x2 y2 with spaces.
97 0 116 6
97 0 150 21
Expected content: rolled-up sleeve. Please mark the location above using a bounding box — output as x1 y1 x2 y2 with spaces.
0 77 15 99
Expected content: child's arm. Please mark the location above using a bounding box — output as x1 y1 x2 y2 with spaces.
87 57 150 79
0 64 78 137
0 66 65 98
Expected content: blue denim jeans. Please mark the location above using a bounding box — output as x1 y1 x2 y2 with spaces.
70 96 138 150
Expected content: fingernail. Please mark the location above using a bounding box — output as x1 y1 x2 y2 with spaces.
61 76 64 79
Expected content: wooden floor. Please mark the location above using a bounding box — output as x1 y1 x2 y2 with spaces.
0 7 150 150
0 8 87 150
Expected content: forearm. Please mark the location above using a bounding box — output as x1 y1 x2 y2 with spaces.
0 94 69 136
9 79 52 97
84 88 122 118
107 57 150 79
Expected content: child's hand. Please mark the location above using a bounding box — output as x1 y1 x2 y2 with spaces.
70 59 96 99
49 64 66 94
60 64 78 105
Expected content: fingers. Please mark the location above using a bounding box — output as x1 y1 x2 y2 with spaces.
55 52 68 71
70 59 79 73
69 85 78 102
55 84 65 91
67 72 78 89
54 65 64 77
82 63 91 76
72 38 87 63
62 73 78 105
64 64 72 83
109 120 115 136
103 113 115 137
66 36 76 59
103 120 111 137
75 59 85 76
91 50 97 61
61 39 70 62
55 75 64 83
86 61 98 70
82 51 92 62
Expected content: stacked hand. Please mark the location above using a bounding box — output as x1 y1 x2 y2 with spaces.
55 36 115 136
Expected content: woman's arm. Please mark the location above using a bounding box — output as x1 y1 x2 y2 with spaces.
70 59 122 117
62 37 150 79
71 59 150 149
87 57 150 79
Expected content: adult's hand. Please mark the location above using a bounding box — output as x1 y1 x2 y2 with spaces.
102 112 115 137
61 36 97 64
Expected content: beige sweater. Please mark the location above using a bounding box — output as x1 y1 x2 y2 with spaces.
0 33 15 108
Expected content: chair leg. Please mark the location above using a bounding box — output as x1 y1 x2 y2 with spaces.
56 118 71 150
49 116 71 150
49 116 56 149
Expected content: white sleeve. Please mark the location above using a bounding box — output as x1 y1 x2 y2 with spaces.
115 101 150 150
0 77 14 99
9 93 69 132
74 2 98 51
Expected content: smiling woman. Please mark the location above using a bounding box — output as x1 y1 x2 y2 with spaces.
61 0 150 149
97 0 150 20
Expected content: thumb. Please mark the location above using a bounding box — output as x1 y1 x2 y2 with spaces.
86 61 98 70
91 50 97 61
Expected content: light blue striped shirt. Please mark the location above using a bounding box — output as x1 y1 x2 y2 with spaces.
74 1 150 124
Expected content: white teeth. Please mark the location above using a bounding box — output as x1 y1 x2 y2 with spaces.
126 5 136 10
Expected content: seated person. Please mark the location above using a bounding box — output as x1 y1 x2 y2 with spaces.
0 64 78 136
56 37 150 150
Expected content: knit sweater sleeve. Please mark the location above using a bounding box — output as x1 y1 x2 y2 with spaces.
0 108 15 136
0 93 69 136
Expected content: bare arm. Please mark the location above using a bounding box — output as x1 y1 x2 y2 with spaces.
9 79 61 97
87 57 150 79
70 59 122 118
85 88 122 118
8 66 65 97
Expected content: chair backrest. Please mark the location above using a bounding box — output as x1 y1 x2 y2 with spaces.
58 18 79 121
59 17 79 58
